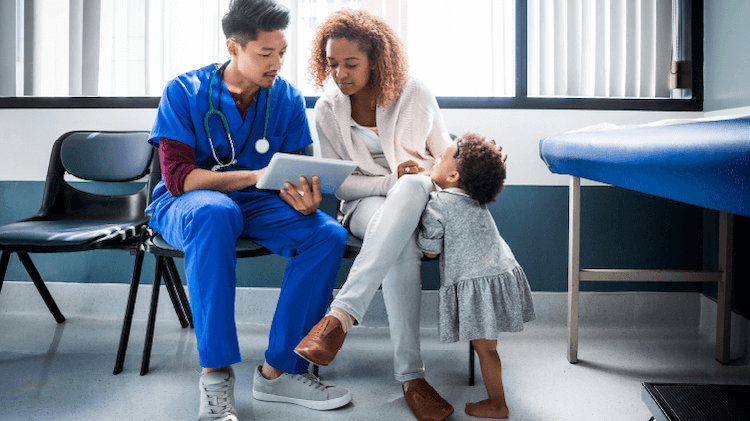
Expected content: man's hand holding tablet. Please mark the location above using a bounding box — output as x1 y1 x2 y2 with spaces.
256 153 358 215
279 175 322 215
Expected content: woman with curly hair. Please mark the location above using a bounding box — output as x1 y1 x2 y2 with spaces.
294 8 455 421
419 132 535 419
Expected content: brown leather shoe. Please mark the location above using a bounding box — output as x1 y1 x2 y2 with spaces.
294 315 347 366
403 379 454 421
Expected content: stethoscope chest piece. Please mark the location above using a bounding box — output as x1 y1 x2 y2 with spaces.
255 138 270 154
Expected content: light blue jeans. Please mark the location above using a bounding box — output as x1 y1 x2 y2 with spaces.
332 175 433 382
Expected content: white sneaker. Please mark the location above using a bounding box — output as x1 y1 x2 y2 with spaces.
198 367 239 421
252 365 352 410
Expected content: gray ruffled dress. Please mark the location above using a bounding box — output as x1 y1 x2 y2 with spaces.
417 188 535 343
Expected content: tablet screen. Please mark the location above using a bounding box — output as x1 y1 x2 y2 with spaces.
255 153 358 194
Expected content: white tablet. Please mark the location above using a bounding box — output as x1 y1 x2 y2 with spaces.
255 153 358 194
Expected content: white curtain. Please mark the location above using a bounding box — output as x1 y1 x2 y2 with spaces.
15 0 231 97
13 0 677 100
98 0 231 96
527 0 672 99
24 0 71 96
33 0 515 98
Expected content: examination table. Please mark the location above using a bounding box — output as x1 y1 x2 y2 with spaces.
539 116 750 420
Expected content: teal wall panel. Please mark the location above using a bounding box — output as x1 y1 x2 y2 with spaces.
1 181 713 295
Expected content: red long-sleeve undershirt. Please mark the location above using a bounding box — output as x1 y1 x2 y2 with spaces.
158 139 199 197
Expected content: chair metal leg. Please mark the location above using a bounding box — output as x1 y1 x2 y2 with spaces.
469 341 475 386
0 251 11 294
165 257 193 328
141 256 164 376
161 263 188 329
17 252 65 323
114 243 145 375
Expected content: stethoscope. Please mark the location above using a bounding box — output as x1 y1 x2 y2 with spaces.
204 60 271 171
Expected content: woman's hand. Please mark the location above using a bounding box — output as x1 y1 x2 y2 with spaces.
279 175 323 216
397 160 425 178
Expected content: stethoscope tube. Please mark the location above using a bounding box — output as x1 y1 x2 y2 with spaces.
204 60 271 171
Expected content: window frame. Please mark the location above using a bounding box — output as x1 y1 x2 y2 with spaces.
0 0 703 111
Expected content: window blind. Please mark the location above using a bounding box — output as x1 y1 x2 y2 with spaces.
6 0 691 106
527 0 672 99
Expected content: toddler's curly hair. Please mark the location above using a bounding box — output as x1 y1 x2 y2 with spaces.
455 132 506 205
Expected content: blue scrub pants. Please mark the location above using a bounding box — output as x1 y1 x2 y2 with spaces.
148 188 347 374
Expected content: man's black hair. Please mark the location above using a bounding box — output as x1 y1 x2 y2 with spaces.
221 0 290 45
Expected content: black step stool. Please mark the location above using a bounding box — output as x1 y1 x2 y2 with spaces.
642 383 750 421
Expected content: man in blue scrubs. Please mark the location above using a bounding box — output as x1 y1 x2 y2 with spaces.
145 0 351 418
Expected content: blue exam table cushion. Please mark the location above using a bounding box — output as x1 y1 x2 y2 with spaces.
539 117 750 218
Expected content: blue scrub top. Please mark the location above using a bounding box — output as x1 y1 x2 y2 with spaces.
147 63 313 205
150 63 312 171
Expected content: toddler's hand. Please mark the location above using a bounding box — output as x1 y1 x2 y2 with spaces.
423 252 438 259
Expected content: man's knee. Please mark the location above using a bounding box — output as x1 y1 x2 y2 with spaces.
301 215 348 259
186 191 242 233
320 217 348 247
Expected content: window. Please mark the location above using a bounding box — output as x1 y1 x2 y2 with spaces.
406 0 515 97
527 0 673 99
0 0 702 110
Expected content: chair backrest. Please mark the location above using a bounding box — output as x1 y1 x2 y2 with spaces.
32 131 157 223
61 132 152 181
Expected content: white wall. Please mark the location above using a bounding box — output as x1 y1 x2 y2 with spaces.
0 107 703 185
704 1 750 112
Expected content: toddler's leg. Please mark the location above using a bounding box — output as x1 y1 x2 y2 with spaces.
465 339 509 419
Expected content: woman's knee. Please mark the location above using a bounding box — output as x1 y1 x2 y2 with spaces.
392 174 433 198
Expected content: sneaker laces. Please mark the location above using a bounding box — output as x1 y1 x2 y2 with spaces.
202 382 238 421
293 372 328 392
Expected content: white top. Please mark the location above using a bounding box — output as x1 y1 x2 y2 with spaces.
350 118 389 169
315 77 454 205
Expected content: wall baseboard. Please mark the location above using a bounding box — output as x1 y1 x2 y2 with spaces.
1 281 714 331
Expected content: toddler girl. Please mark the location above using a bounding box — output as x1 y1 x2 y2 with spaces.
418 132 535 419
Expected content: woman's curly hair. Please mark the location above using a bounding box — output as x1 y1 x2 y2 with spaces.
456 132 507 206
308 9 408 108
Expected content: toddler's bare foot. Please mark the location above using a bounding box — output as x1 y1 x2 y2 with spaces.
465 399 509 419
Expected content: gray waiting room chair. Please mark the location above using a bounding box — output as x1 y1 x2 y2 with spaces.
0 131 159 324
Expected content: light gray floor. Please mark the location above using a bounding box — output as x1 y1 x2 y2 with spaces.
1 313 749 421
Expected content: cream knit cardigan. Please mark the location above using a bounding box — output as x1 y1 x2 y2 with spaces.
315 77 453 221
